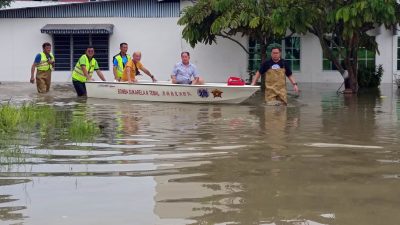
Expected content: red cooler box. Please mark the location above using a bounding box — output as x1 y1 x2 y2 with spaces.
227 77 245 86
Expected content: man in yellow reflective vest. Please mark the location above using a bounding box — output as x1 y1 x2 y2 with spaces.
30 42 55 93
72 46 106 97
113 43 131 82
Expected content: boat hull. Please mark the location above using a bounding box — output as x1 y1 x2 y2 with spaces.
86 81 259 104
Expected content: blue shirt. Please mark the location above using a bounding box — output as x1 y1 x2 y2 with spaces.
34 53 52 64
113 55 129 68
172 62 199 84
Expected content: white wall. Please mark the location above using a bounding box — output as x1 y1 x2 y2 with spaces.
180 35 249 82
0 19 52 82
294 34 344 83
0 17 396 83
376 27 395 83
294 29 395 84
393 26 400 78
0 18 181 82
0 17 248 83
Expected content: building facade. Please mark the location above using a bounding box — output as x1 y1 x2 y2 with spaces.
0 0 398 84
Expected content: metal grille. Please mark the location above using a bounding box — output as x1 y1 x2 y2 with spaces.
0 0 180 18
54 34 109 71
92 35 109 71
53 35 71 71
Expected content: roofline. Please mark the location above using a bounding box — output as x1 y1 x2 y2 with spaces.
0 0 181 19
0 0 115 12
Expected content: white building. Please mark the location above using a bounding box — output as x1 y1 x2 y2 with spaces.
0 0 398 84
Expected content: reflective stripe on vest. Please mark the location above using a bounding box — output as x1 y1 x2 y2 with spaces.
114 54 131 78
72 55 97 83
36 52 54 71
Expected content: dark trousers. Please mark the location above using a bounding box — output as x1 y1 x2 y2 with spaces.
72 80 87 97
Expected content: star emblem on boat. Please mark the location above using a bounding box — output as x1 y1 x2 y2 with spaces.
211 89 223 98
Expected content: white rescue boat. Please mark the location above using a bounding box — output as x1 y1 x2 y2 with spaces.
86 81 259 104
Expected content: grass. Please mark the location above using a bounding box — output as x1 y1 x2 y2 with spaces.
0 142 25 170
0 104 20 133
0 102 56 134
0 102 101 167
68 117 100 142
0 103 56 167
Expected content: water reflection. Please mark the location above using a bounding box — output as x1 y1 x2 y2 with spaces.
321 89 381 142
397 89 400 121
0 83 400 225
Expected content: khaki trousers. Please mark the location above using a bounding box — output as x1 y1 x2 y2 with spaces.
265 68 287 105
36 70 52 93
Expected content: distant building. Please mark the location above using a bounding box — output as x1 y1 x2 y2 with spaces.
0 0 398 84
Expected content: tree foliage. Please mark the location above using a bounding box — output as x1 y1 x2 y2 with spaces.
271 0 400 92
180 0 400 92
0 0 13 9
178 0 286 61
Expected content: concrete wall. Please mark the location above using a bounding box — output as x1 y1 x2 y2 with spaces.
375 27 395 83
293 34 344 83
294 29 396 84
0 17 397 83
0 17 248 83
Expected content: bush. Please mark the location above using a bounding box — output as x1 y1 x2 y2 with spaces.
358 64 383 88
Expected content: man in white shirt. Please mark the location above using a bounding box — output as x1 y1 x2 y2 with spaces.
171 52 204 85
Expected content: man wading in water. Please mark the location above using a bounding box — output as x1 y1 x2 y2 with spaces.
251 47 299 105
30 42 55 93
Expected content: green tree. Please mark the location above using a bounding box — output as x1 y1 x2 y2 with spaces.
0 0 12 9
178 0 288 62
271 0 400 92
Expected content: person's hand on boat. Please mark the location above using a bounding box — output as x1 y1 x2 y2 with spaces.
128 79 137 83
30 76 35 84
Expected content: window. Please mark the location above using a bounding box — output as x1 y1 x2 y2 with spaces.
322 42 375 71
284 37 301 71
397 37 400 71
358 48 376 70
53 34 109 71
53 35 71 71
248 37 301 72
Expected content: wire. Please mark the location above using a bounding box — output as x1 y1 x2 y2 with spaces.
336 82 344 95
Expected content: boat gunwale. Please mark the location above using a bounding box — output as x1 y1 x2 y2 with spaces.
86 81 260 89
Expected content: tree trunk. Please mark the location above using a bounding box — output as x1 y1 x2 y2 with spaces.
344 36 359 93
344 68 358 93
260 42 267 63
260 42 267 91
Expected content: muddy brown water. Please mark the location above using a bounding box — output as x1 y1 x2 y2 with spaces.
0 82 400 225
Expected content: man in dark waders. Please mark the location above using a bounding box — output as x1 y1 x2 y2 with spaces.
251 47 299 105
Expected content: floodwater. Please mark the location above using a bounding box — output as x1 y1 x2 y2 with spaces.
1 82 400 225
